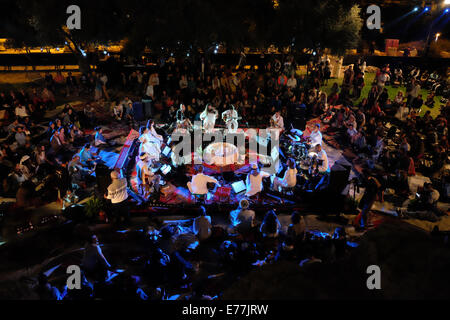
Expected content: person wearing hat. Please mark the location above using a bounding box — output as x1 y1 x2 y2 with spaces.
229 199 256 234
104 169 129 224
245 163 271 198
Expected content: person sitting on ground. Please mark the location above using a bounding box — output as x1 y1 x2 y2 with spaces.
229 199 256 234
271 110 284 130
272 158 298 193
79 144 100 169
347 123 358 145
423 183 444 217
187 165 219 197
49 129 64 154
36 273 65 300
94 127 114 148
68 155 91 188
136 153 161 199
260 210 282 238
245 163 271 197
15 126 29 147
113 101 123 121
193 206 212 242
287 211 306 242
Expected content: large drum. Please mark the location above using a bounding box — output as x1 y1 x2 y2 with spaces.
203 142 239 166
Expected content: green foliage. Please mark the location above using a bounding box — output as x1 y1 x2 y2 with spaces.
271 0 363 55
2 0 363 58
84 197 104 219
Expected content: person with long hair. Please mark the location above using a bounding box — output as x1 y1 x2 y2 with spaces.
260 210 282 238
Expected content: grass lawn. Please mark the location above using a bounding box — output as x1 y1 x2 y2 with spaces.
320 72 444 119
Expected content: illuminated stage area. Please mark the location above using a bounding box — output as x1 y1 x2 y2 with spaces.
1 0 450 303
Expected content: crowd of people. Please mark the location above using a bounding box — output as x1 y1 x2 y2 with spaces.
0 52 448 299
37 204 349 300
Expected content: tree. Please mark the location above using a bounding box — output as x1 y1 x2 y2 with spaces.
2 0 363 71
268 0 363 55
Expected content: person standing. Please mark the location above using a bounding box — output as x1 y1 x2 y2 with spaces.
193 206 212 242
104 170 129 224
358 172 381 229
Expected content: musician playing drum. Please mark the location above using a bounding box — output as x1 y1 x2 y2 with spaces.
306 124 323 148
309 144 330 175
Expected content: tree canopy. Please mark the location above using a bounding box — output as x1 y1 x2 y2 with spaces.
1 0 363 57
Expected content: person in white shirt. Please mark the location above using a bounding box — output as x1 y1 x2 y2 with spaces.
15 104 29 118
139 125 162 162
187 166 219 196
105 170 128 204
312 144 329 174
347 124 358 142
193 206 212 241
271 111 284 130
287 74 297 90
104 170 129 223
272 158 298 192
246 163 271 197
200 104 218 132
147 120 164 145
308 124 323 147
221 105 240 134
113 103 123 121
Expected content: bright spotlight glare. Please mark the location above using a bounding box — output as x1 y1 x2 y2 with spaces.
413 7 419 12
445 0 450 5
424 7 430 12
